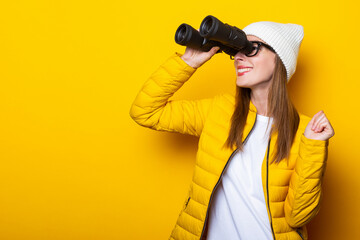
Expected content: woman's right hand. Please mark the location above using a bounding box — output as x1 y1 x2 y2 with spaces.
180 45 220 69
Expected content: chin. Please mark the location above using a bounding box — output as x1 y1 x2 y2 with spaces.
235 78 251 88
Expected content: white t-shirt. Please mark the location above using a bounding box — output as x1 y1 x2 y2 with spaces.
207 114 274 240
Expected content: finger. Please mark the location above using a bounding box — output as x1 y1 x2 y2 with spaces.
309 110 323 125
314 119 327 132
211 46 220 53
314 114 335 137
312 113 326 130
312 114 325 130
315 118 331 132
313 110 324 120
206 46 220 58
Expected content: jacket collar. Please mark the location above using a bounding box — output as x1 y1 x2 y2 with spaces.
249 100 257 113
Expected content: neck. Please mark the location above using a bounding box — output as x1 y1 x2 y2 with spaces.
250 88 269 116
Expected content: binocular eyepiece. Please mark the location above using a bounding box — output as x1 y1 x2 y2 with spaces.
175 15 254 57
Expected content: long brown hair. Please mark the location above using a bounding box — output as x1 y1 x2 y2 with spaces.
224 54 300 164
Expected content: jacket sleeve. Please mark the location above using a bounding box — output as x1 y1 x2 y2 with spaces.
284 134 329 228
129 52 215 137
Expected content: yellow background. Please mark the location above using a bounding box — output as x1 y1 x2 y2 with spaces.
0 0 358 239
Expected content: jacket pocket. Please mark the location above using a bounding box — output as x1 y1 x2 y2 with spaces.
296 229 304 240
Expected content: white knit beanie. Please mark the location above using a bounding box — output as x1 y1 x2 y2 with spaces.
243 21 304 82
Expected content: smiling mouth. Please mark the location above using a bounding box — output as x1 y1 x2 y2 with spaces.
237 68 252 76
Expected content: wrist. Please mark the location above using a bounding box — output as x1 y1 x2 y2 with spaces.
180 55 199 69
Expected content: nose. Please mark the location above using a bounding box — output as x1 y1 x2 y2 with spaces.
234 51 247 61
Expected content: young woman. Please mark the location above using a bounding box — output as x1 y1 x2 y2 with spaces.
130 21 334 240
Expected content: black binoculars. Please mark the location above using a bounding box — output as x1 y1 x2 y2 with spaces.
175 15 253 58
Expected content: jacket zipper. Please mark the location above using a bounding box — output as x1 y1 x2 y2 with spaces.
266 138 276 240
200 115 258 239
185 196 190 208
296 229 304 240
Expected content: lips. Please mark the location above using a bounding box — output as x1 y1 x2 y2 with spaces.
237 66 252 76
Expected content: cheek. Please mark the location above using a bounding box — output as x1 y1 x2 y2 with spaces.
258 57 275 78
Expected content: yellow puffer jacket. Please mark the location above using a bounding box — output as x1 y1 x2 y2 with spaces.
130 53 329 240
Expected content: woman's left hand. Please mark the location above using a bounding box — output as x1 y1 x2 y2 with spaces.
304 110 335 141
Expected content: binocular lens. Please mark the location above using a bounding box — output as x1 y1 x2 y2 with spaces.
175 23 207 50
175 24 187 44
200 17 213 35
